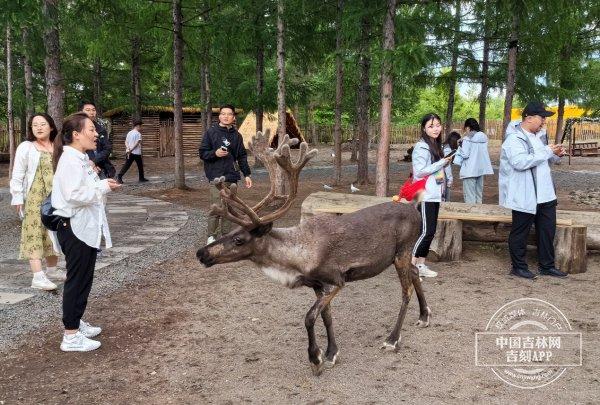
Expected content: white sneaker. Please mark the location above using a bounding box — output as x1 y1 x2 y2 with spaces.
60 331 101 352
206 236 216 245
79 320 102 338
45 267 67 281
417 264 438 278
31 272 57 291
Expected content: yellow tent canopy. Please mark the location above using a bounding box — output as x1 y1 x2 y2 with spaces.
238 111 305 149
511 105 586 120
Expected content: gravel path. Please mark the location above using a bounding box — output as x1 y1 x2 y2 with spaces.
0 189 205 354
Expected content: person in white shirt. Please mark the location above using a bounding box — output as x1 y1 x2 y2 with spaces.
116 120 148 184
52 112 121 352
10 113 63 290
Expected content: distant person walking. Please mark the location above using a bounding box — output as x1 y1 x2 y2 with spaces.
442 131 461 202
80 101 115 179
499 102 567 280
454 118 493 204
10 113 63 291
199 104 252 245
117 120 148 184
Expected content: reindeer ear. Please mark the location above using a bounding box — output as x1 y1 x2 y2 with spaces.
250 222 273 237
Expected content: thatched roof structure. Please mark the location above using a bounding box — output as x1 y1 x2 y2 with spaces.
103 105 243 118
238 111 305 149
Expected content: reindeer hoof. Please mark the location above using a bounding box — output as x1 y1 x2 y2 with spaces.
381 337 401 351
310 350 324 376
324 351 339 369
415 307 432 328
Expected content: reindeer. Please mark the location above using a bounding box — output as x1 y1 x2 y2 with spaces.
196 132 431 376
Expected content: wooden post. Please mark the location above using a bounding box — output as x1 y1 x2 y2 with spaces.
429 219 462 262
554 225 587 274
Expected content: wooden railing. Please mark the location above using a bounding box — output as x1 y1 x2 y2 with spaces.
299 119 600 145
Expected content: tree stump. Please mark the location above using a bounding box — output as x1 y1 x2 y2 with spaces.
429 219 462 262
554 225 587 274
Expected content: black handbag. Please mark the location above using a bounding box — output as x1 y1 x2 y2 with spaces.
40 193 62 231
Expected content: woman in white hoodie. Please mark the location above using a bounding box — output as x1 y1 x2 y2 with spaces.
10 113 63 291
454 118 494 203
411 113 453 278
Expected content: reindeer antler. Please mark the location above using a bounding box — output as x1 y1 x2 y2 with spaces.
211 130 317 228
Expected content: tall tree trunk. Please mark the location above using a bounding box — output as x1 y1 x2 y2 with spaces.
253 41 264 169
333 0 344 185
43 0 64 134
93 57 103 115
200 62 211 131
131 35 142 122
555 94 565 144
350 122 358 162
356 13 371 185
173 0 186 189
274 0 286 194
375 0 397 196
478 0 491 131
22 28 34 126
502 9 520 139
444 0 461 135
6 26 16 176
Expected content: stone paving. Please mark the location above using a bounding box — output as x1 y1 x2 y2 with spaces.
0 193 188 307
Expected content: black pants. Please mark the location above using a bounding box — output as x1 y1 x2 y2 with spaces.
509 200 557 271
57 219 97 330
413 201 440 258
118 153 145 180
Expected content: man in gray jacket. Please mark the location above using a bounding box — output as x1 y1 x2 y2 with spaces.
499 102 567 279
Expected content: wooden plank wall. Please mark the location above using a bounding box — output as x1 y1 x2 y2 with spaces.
109 111 219 158
111 113 161 158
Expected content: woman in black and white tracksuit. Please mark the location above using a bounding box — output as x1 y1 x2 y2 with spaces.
411 113 452 278
52 112 121 352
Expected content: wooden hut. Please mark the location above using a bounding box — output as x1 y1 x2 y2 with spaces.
238 111 305 149
103 106 240 158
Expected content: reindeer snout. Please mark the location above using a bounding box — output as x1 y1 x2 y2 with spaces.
196 248 214 267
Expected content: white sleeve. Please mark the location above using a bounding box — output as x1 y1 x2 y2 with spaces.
55 162 110 207
9 143 29 205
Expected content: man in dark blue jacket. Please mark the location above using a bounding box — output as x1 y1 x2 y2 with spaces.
199 104 252 244
80 100 116 179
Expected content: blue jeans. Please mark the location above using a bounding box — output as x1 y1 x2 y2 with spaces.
462 176 484 204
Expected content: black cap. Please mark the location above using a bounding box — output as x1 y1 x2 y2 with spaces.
522 101 555 118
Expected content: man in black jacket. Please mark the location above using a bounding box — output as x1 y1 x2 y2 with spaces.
80 101 116 179
199 104 252 244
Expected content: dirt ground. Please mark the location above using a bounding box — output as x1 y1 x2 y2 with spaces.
1 145 599 404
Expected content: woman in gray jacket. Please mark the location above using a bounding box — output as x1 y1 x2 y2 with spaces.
454 118 494 203
411 113 453 278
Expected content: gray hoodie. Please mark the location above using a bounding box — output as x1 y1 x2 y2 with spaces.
454 131 494 179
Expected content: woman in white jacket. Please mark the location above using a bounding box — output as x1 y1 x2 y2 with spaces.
10 113 62 291
454 118 494 203
411 113 452 278
52 112 121 352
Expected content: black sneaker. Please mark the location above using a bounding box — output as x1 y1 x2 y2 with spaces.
510 268 537 279
139 178 149 183
539 267 568 278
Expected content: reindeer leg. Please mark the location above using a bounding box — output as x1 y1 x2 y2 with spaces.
305 285 341 376
411 268 431 328
313 286 339 368
382 254 414 351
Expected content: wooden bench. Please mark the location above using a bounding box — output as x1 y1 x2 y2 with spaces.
571 141 599 156
301 192 590 274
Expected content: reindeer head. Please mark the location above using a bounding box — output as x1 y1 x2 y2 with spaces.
196 131 317 268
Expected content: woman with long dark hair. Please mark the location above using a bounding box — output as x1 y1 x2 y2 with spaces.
52 112 121 351
10 113 62 290
454 118 493 203
410 113 453 278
